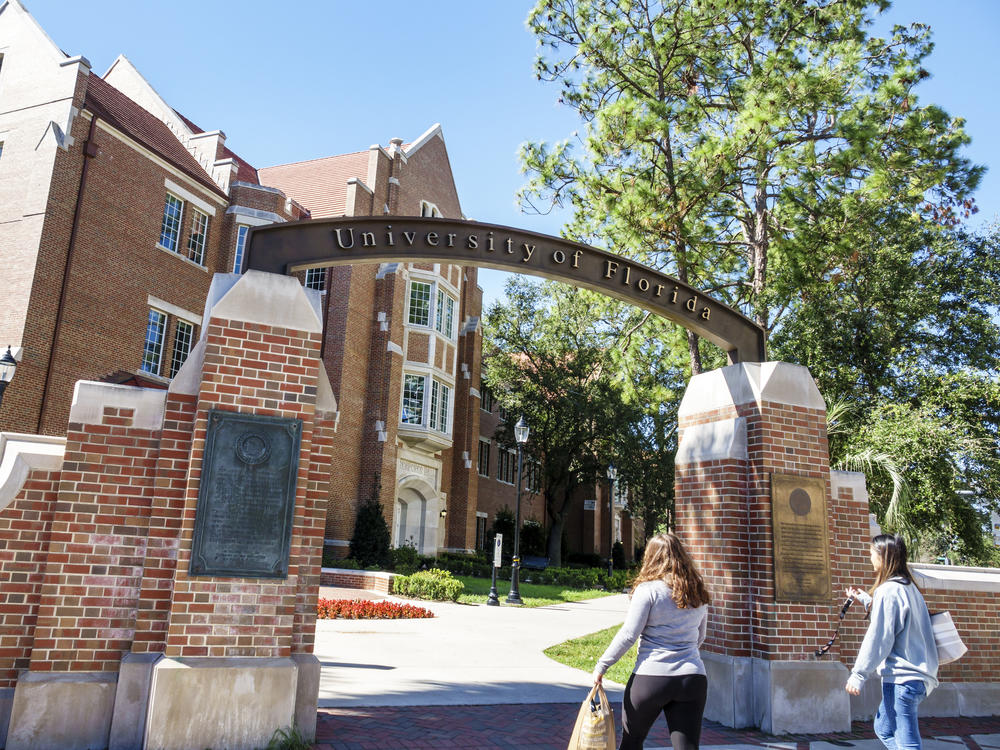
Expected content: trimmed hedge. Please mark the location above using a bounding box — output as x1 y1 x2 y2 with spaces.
317 598 434 620
430 552 634 591
392 568 465 601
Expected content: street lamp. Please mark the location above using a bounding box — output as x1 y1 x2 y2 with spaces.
506 415 530 605
607 463 617 580
0 347 18 408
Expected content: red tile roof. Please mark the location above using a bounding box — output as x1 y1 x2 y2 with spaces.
84 74 227 199
257 151 371 218
173 111 260 185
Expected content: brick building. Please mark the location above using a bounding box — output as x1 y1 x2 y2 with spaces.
0 0 638 561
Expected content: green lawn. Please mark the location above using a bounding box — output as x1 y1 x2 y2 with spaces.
454 575 614 608
544 625 636 686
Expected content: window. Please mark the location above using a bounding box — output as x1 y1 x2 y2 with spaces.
477 439 491 477
497 448 516 484
305 268 326 291
407 279 456 338
159 193 183 252
407 281 432 326
186 209 209 265
498 404 509 422
420 200 441 217
400 374 452 434
430 380 450 432
233 225 249 273
141 309 167 374
526 459 541 492
435 289 455 337
475 515 488 551
402 375 425 425
481 386 494 413
169 320 195 377
0 142 4 161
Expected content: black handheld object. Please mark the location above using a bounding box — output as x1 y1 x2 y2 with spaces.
814 596 854 657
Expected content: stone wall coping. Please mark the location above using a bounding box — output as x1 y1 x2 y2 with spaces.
0 432 65 512
208 270 322 334
69 380 167 431
321 567 398 581
678 361 825 417
912 562 1000 593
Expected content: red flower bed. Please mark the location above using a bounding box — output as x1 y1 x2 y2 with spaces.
316 598 434 620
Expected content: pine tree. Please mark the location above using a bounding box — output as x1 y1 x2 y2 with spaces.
349 480 391 568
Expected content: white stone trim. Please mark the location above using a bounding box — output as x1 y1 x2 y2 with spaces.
164 178 217 216
346 177 373 195
679 361 825 417
147 295 202 326
387 342 403 355
225 205 283 225
676 418 747 464
210 270 322 334
69 381 167 431
911 563 1000 593
0 433 65 513
404 123 443 156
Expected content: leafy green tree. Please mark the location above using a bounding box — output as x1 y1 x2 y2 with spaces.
521 0 981 372
483 279 674 565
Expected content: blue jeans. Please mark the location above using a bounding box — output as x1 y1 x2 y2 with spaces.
874 681 927 750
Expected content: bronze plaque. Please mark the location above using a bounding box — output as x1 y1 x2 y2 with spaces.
770 474 832 602
189 410 302 578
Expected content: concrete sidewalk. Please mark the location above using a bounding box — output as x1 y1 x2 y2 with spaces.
314 590 632 707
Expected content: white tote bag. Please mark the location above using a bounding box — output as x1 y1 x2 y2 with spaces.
930 611 967 665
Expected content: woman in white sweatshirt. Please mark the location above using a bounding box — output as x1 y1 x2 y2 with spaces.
592 533 710 750
845 534 939 750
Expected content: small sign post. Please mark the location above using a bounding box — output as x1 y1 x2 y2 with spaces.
487 533 502 606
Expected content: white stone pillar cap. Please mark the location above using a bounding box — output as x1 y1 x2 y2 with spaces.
678 361 825 417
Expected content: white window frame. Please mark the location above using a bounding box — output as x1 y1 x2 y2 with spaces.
141 308 168 375
400 372 453 435
159 192 183 253
304 267 326 291
407 278 457 340
233 225 249 273
187 208 209 265
169 319 195 377
407 280 432 326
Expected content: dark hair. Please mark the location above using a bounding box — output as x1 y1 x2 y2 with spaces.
870 534 918 593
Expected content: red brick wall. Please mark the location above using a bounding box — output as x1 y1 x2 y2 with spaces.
28 405 161 672
163 317 322 659
677 400 834 659
0 469 60 688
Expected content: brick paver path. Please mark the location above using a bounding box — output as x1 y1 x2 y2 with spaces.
314 704 1000 750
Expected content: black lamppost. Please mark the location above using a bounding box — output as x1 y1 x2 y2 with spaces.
607 463 617 580
506 415 530 605
0 347 18 408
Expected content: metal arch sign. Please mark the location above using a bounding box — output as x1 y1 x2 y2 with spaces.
245 216 766 363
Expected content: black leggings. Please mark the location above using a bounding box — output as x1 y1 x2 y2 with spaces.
619 673 708 750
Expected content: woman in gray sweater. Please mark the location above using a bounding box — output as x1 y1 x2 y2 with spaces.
593 533 710 750
845 534 939 750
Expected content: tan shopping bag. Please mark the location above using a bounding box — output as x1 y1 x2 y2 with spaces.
567 683 616 750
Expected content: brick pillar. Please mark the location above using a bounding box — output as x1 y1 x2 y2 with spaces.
674 362 853 734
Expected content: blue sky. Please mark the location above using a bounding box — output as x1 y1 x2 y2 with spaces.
27 0 1000 309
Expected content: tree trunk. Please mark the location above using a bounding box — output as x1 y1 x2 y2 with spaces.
546 516 564 567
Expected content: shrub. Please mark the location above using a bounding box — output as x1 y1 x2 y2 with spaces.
391 542 421 575
349 481 391 569
316 598 434 620
612 541 626 570
393 568 465 601
520 519 546 556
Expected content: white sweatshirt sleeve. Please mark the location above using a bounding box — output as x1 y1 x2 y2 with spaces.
594 585 653 677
